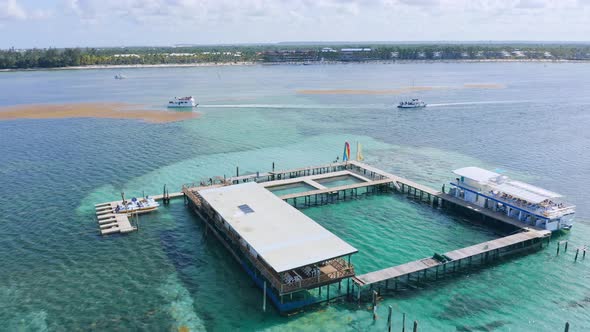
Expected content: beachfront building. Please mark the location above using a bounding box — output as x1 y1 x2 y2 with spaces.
340 48 373 61
261 50 319 62
449 167 575 231
184 182 357 313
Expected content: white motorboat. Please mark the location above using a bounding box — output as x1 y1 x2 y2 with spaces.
397 99 427 108
114 196 160 214
168 96 197 108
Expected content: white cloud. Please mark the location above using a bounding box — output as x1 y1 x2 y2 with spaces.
0 0 26 20
2 0 590 47
0 0 53 22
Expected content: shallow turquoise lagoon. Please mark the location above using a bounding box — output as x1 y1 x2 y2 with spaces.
0 63 589 331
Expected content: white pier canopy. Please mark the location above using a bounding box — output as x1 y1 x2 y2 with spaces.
198 182 358 273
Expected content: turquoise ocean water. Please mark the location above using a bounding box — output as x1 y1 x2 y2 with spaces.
0 63 589 331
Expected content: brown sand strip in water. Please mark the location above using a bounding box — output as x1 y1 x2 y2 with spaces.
297 86 444 95
0 103 199 123
297 83 505 95
463 83 505 89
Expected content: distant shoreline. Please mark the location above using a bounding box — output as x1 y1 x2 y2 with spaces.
1 58 588 73
0 62 256 73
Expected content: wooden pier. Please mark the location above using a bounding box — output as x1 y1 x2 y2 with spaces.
93 160 560 312
352 230 550 290
94 203 137 235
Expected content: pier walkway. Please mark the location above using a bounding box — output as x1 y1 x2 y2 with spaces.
353 229 550 288
92 160 559 311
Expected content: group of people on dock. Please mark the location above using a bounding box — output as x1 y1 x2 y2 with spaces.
490 191 565 213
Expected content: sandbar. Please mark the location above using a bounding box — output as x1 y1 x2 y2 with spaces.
297 86 444 95
0 103 199 123
297 84 505 95
463 83 505 89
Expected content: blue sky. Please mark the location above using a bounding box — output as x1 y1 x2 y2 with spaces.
1 0 589 48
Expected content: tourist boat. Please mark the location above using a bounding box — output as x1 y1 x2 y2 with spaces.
114 196 159 214
448 167 575 232
168 96 197 108
114 74 127 80
397 99 426 108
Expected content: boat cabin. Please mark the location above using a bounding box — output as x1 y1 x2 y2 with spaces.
449 167 575 231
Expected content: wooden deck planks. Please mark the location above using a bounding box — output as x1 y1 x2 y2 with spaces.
439 193 546 232
262 170 353 188
278 178 395 200
354 230 549 286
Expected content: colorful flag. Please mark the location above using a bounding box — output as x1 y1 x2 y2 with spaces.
343 142 351 161
356 142 364 161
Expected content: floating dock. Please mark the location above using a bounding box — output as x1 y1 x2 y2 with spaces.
93 192 183 235
95 160 557 312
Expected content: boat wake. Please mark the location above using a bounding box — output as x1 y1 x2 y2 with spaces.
428 100 532 107
198 100 532 110
197 104 387 109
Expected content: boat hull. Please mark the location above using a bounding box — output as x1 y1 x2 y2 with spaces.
167 105 196 108
397 105 427 108
115 206 158 215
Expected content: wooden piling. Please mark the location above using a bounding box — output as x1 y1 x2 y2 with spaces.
413 321 418 332
402 313 406 332
387 306 393 332
564 322 570 332
263 281 267 312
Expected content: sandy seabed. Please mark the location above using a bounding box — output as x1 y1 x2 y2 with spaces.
297 83 505 95
0 103 199 123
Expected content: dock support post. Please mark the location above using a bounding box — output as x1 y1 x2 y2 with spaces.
402 313 406 332
387 306 393 332
358 285 361 305
372 290 378 320
263 281 267 312
564 322 570 332
413 320 418 332
236 166 239 178
327 284 330 304
575 249 579 262
347 278 350 296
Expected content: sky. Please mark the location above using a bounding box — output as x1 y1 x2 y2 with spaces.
1 0 589 48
